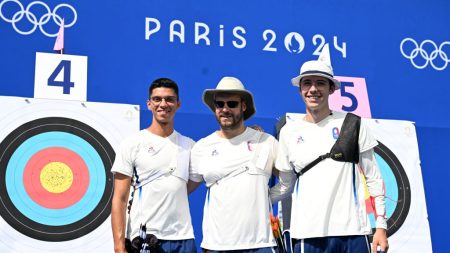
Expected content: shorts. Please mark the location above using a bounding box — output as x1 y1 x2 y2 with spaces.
206 246 279 253
292 235 370 253
159 238 197 253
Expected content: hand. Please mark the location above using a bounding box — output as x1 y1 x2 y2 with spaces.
249 124 264 132
114 244 127 253
372 228 389 253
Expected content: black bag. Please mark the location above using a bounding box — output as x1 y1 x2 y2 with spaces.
125 224 161 253
294 113 361 177
125 234 160 253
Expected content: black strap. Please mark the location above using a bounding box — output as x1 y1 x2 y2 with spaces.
294 153 330 177
294 113 361 177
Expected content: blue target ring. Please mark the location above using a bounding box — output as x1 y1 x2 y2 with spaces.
0 117 115 241
367 154 398 226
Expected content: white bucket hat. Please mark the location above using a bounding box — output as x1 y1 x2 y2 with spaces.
203 77 256 120
291 44 341 89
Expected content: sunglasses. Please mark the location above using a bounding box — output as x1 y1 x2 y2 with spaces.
214 100 240 109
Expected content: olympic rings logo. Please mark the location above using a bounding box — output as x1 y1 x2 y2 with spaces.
0 0 77 37
400 38 450 71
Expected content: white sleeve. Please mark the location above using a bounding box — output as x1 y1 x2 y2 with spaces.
269 170 296 203
111 138 135 177
359 120 378 152
189 143 204 183
275 126 293 172
270 136 279 169
360 148 387 229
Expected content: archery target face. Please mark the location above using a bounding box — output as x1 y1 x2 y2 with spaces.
0 96 139 252
0 117 113 240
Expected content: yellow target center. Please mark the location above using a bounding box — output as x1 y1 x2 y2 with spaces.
40 162 74 193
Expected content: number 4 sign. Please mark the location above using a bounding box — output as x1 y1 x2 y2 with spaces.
329 76 372 118
34 52 88 101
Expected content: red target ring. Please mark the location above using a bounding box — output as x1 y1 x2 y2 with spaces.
23 147 89 209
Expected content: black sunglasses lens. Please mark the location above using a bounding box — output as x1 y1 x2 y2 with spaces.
214 101 225 108
227 101 239 108
214 101 239 109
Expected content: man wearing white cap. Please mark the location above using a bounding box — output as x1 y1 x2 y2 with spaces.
275 45 389 253
188 77 293 252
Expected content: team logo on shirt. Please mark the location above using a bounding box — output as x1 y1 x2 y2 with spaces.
247 141 255 151
296 136 304 144
211 149 219 156
147 146 155 154
332 127 340 139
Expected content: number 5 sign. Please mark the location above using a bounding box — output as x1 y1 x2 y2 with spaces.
329 76 372 118
34 52 88 101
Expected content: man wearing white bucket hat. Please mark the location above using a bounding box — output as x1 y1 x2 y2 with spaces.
275 45 389 253
188 77 294 252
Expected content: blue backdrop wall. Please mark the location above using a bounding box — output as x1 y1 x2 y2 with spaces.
1 0 449 252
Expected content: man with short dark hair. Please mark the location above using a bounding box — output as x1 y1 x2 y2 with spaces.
275 46 389 253
111 78 197 253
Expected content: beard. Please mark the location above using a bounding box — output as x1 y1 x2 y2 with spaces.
215 111 244 131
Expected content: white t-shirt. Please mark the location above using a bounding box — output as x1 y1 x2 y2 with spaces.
190 127 278 251
111 130 195 240
276 112 386 239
